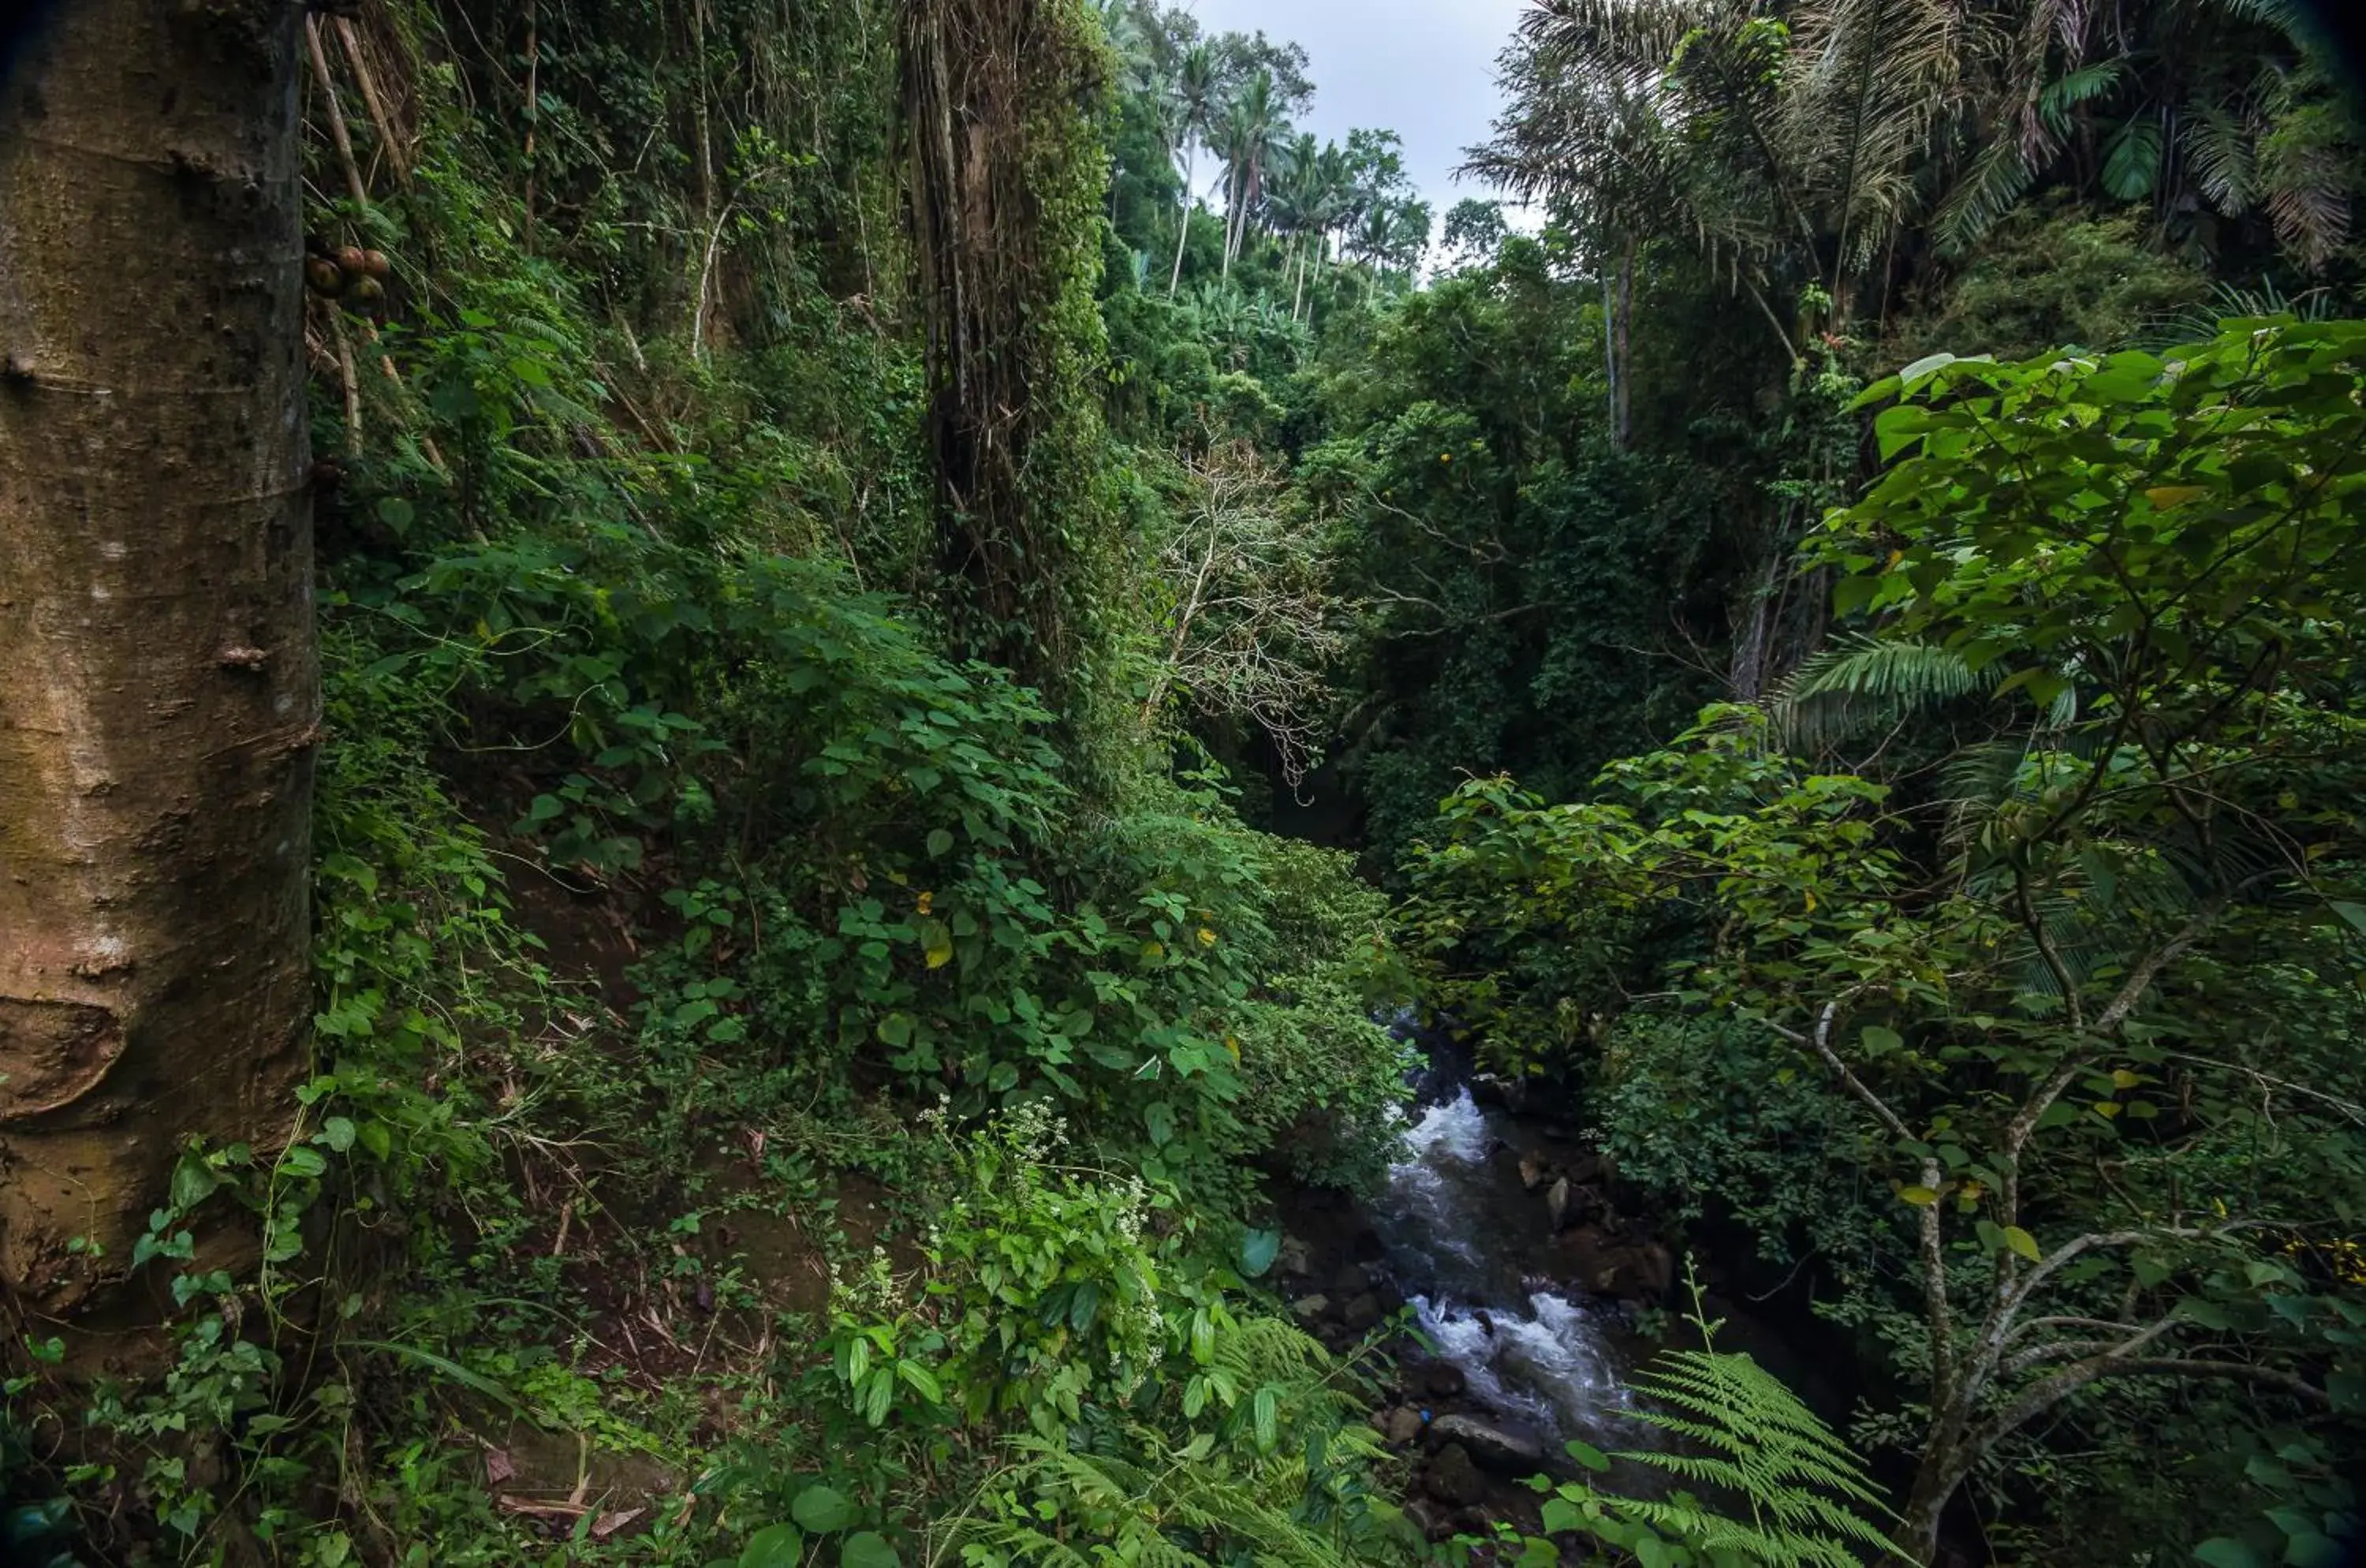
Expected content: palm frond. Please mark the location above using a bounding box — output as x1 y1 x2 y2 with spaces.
2179 99 2258 213
1932 135 2038 255
2037 60 2125 144
1771 635 1995 752
2101 116 2163 200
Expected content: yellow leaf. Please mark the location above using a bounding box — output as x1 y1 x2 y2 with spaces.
1222 1034 1241 1062
2144 485 2209 509
2002 1226 2041 1263
1898 1185 1941 1207
2110 1069 2140 1089
1196 928 1217 947
916 890 933 915
925 939 953 969
1803 888 1816 914
2092 1100 2121 1118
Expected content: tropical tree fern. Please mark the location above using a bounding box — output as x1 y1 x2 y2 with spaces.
1524 1270 1894 1566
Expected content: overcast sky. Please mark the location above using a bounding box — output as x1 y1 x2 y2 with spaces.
1180 0 1532 221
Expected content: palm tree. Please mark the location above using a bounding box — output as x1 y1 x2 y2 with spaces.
1268 132 1323 316
1166 42 1220 297
1469 0 1976 353
1217 72 1288 278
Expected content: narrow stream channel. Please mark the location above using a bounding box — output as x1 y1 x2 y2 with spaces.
1369 1084 1641 1449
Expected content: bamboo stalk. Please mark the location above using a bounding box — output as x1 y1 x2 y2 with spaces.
330 311 363 451
334 17 409 185
304 15 370 213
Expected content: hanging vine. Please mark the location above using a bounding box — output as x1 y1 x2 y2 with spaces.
899 0 1118 715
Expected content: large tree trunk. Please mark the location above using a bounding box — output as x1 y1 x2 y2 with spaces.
0 0 315 1328
901 0 1110 704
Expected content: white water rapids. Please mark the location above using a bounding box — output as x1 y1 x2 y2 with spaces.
1372 1088 1636 1440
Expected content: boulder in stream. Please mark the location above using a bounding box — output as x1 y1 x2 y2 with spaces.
1551 1226 1675 1300
1413 1359 1467 1398
1427 1413 1547 1473
1422 1443 1488 1506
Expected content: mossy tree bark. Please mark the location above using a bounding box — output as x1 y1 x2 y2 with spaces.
0 0 314 1330
900 0 1114 710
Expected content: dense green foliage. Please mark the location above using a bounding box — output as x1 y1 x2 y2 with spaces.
6 0 2364 1565
1407 322 2366 1561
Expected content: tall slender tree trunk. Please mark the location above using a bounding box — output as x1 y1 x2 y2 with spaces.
1607 234 1634 449
1291 239 1307 319
1167 138 1194 297
0 0 315 1325
1220 170 1237 279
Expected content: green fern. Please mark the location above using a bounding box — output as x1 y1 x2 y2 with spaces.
1528 1267 1895 1566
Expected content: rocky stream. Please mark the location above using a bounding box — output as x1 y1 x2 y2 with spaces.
1273 1048 1689 1542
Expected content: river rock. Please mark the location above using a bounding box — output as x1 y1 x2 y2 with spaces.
1517 1154 1550 1191
1414 1360 1467 1398
1384 1406 1424 1446
1422 1443 1487 1507
1289 1294 1330 1323
1342 1291 1383 1332
1545 1176 1573 1230
1404 1499 1456 1544
1551 1226 1674 1300
1428 1413 1547 1473
1275 1234 1314 1279
1331 1262 1371 1297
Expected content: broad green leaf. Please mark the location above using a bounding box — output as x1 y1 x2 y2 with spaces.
739 1524 805 1568
1238 1228 1281 1278
1898 1185 1940 1207
2192 1540 2266 1568
791 1484 858 1533
1898 352 1959 386
896 1360 942 1402
840 1531 900 1568
2002 1226 2041 1263
1566 1439 1612 1473
170 1158 221 1213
